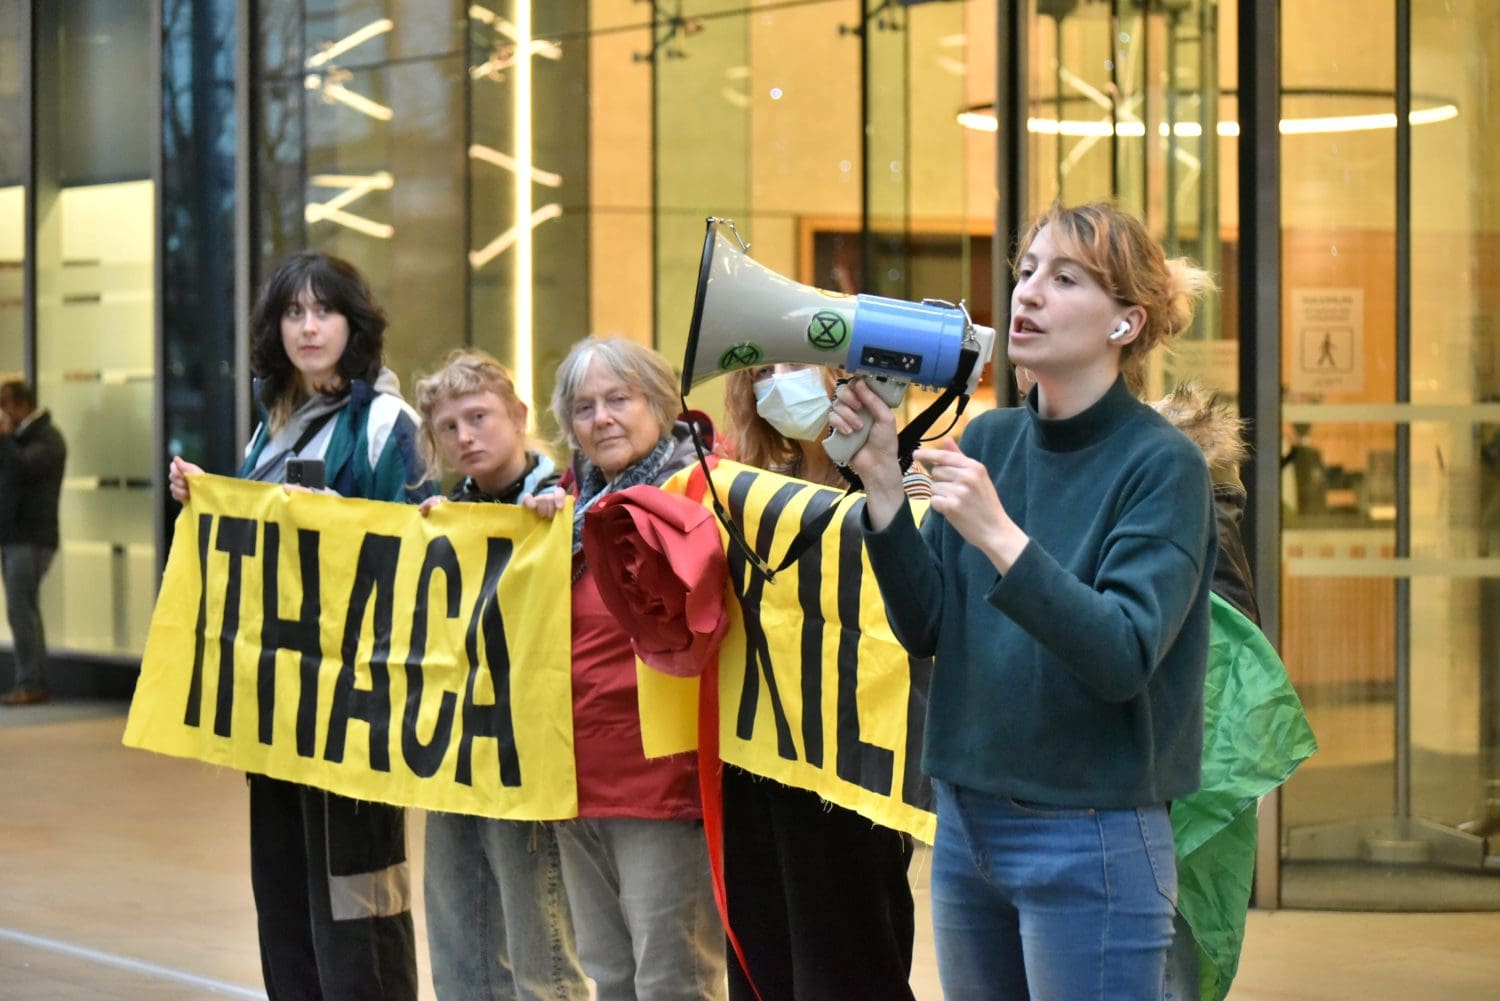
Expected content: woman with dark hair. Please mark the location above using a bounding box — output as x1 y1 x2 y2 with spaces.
169 250 430 1001
832 201 1217 999
229 250 426 496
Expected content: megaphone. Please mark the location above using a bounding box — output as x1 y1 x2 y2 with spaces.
684 217 995 465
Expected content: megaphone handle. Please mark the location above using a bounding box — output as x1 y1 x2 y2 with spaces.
823 376 908 467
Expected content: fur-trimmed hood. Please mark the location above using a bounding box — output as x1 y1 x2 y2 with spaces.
1153 382 1260 624
1151 382 1247 482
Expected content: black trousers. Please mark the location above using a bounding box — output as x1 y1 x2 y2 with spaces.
723 765 917 1001
248 775 418 1001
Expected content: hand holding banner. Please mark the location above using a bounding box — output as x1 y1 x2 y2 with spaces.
124 474 579 820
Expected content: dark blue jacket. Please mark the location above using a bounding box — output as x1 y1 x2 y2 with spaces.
0 410 68 548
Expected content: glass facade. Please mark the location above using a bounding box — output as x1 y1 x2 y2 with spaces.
1019 0 1235 400
162 0 239 547
255 2 471 400
250 1 994 437
2 0 1499 909
0 1 158 657
0 0 24 381
1275 0 1500 908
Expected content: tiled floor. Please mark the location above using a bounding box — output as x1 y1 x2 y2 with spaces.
4 702 1500 1000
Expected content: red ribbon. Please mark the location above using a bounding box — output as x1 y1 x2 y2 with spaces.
683 461 763 1001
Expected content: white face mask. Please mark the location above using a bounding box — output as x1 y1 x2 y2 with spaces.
753 368 832 441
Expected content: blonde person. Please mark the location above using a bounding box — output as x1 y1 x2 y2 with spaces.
544 336 726 1001
831 202 1217 1000
412 349 587 1001
719 362 919 1001
168 251 431 1000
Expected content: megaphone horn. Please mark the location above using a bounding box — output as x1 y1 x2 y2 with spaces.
682 218 860 396
684 217 996 466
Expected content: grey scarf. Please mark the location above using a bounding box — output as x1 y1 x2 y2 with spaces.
571 435 674 553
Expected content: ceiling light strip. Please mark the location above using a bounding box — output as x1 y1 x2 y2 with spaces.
956 106 1460 137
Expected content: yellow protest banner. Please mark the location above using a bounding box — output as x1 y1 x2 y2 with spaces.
124 474 578 821
643 460 937 843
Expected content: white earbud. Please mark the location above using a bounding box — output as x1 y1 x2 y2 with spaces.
1108 321 1131 342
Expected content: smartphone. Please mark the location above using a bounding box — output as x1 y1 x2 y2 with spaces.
285 457 326 490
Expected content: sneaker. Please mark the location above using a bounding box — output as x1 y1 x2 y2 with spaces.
1 688 50 706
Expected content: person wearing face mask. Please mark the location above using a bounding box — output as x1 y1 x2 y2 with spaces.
743 365 931 499
716 363 921 1001
750 366 834 444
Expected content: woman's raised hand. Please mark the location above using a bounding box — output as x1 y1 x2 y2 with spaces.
915 438 1029 573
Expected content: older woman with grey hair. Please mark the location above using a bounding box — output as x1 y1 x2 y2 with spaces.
547 336 726 1001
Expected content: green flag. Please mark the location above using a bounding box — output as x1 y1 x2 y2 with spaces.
1172 594 1318 1001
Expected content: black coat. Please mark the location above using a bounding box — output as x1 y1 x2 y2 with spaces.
1212 480 1261 626
0 410 68 548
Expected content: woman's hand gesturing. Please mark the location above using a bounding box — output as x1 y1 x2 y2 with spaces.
915 438 1029 573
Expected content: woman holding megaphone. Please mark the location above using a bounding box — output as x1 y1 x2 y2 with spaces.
830 201 1216 1000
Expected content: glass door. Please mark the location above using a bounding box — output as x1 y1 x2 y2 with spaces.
1019 0 1237 401
1278 0 1500 909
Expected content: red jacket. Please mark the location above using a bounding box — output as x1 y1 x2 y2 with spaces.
564 417 712 820
569 554 702 819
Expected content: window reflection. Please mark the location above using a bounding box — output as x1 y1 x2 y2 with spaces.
1023 0 1233 400
1277 0 1500 908
16 3 157 657
0 185 22 379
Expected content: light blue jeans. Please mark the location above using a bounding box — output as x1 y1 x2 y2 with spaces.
424 812 588 1001
554 817 725 1001
2 544 55 693
930 780 1178 1000
1162 912 1201 1001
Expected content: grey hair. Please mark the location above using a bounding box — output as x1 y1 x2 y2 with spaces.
549 336 679 453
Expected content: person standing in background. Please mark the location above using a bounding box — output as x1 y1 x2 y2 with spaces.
0 380 68 707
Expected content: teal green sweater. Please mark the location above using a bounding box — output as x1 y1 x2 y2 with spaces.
864 377 1216 808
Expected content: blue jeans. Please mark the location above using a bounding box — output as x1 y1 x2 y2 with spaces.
424 812 588 1001
554 817 725 1001
930 780 1177 1001
1162 912 1201 1001
2 544 55 693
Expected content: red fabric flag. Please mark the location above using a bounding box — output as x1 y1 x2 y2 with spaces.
580 483 730 678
